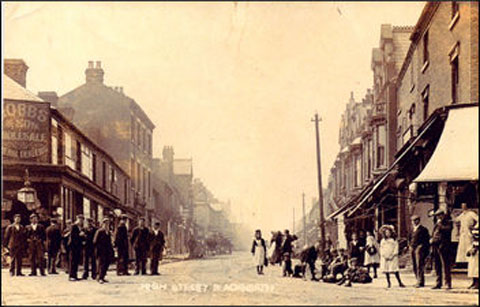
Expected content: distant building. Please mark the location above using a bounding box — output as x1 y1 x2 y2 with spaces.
152 146 194 254
57 61 155 223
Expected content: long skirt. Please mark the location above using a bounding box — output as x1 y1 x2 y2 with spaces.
467 252 478 278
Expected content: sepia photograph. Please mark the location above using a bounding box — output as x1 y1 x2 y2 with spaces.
1 1 479 305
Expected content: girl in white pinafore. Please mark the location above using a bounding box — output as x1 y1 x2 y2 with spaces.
251 229 267 275
379 225 405 288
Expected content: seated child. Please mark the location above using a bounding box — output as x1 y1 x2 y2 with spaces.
337 258 373 287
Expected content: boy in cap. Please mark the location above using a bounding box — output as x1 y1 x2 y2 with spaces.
4 214 25 276
26 213 46 276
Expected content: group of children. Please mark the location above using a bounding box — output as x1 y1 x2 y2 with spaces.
251 225 407 289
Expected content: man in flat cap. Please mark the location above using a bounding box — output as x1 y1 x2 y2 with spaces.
3 214 26 276
149 222 165 275
46 217 62 274
408 215 430 287
25 213 46 276
94 218 114 284
67 214 85 281
114 214 130 276
131 217 150 275
82 218 97 280
430 209 453 289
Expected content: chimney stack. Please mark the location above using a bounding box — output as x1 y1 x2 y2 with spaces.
4 59 29 88
38 91 59 107
85 60 104 84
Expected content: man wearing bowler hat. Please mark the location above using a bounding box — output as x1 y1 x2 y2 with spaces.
114 214 130 276
3 214 26 276
82 218 97 279
149 221 165 275
68 214 85 281
131 217 150 275
25 213 46 276
430 209 453 289
408 215 430 287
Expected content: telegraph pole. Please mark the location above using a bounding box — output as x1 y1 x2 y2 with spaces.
302 192 307 247
312 113 326 248
293 207 296 234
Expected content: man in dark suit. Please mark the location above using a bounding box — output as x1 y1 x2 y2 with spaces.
114 214 130 276
430 209 453 290
94 218 114 284
408 215 430 287
149 222 165 275
3 214 26 276
82 218 97 280
68 215 85 281
46 218 62 274
25 213 46 276
131 217 150 275
281 230 296 277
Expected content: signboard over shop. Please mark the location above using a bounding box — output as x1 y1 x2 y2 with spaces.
3 100 51 163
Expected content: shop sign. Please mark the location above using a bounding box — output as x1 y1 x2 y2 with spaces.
3 100 51 162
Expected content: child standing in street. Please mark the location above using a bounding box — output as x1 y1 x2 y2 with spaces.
251 229 267 275
379 225 405 288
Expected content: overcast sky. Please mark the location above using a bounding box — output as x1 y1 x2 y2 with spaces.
3 2 425 235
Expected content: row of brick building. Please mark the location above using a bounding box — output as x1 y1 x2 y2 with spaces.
2 59 235 255
299 2 478 259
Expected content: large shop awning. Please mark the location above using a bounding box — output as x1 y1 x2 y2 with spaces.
415 106 479 182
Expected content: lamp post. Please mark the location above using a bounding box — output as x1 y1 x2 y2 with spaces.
17 169 38 211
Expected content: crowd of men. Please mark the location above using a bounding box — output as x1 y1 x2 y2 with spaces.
3 213 165 284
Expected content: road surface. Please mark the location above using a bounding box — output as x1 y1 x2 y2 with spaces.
2 252 478 305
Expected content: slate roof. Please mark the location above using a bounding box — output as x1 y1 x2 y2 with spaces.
3 74 44 102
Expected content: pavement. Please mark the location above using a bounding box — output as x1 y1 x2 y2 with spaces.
2 252 478 305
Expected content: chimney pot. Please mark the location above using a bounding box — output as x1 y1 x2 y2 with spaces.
85 60 104 84
4 59 29 88
119 87 123 94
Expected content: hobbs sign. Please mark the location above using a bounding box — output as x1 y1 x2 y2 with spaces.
3 100 51 162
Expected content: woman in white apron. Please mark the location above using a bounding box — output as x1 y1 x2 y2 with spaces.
251 229 267 275
466 226 478 289
454 203 478 263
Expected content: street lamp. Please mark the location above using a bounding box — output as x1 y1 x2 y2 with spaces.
17 169 38 211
